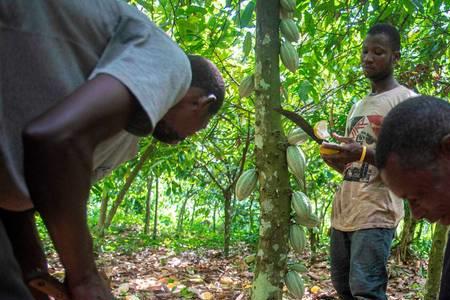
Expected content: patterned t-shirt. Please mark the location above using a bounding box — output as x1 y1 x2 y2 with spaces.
331 85 417 231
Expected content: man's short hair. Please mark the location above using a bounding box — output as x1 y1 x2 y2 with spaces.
188 55 225 115
376 96 450 170
367 23 401 52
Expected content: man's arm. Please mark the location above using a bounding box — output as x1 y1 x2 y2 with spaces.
320 133 376 172
23 74 137 300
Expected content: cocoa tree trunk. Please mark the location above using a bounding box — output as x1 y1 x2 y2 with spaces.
224 189 232 257
97 183 109 232
251 0 291 298
103 141 156 232
144 177 153 235
395 203 418 262
424 224 449 300
152 178 159 240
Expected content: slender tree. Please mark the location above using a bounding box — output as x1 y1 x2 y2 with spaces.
251 0 291 298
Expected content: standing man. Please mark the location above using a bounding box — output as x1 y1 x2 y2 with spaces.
320 23 417 299
0 1 225 299
376 95 450 300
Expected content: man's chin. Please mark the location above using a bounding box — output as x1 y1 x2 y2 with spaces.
152 134 183 145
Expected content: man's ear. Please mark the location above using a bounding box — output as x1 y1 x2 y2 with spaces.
196 94 216 111
440 134 450 158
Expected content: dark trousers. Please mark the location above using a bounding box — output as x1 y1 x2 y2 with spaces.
0 218 33 299
330 228 395 300
440 232 450 300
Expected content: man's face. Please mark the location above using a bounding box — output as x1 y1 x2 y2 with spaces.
361 33 398 81
381 154 450 225
152 87 213 144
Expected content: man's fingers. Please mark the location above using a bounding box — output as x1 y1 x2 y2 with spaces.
332 132 353 144
321 142 342 150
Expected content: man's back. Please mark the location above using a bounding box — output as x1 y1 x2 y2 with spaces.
0 0 191 210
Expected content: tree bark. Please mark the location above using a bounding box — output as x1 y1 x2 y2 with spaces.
144 177 153 235
176 195 189 235
152 178 159 240
97 184 109 232
395 203 418 262
424 224 449 300
224 189 232 257
251 1 291 299
103 141 156 232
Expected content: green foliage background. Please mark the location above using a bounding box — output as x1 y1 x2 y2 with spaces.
37 0 450 261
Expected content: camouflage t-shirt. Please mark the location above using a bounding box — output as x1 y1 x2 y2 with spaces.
331 85 417 231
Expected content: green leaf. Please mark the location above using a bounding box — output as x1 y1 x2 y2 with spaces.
240 1 255 28
243 32 253 57
298 80 313 101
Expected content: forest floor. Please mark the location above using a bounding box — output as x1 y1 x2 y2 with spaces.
47 242 426 300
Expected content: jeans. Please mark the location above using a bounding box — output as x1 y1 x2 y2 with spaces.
440 232 450 300
0 218 33 300
330 228 395 300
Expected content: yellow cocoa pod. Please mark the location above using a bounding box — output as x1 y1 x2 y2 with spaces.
280 18 299 43
235 169 257 200
287 128 308 145
280 42 299 73
280 0 296 11
286 146 306 183
289 224 306 254
239 74 255 98
319 144 340 155
285 271 305 299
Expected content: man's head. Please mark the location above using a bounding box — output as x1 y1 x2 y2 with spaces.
153 55 225 144
361 23 400 81
376 96 450 224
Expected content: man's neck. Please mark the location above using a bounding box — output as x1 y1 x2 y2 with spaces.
369 76 400 95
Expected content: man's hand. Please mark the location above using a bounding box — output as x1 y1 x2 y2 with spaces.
68 272 113 300
320 133 369 173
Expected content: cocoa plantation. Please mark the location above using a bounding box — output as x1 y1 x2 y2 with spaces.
5 0 450 299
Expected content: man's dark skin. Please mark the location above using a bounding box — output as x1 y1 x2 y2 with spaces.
320 32 400 168
2 74 216 299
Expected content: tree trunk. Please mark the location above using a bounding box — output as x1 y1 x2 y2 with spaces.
212 201 217 233
190 199 197 227
223 189 232 257
395 203 418 262
251 1 291 299
249 196 254 235
152 178 159 240
424 224 449 300
103 141 156 232
176 194 190 235
144 177 153 235
97 184 109 232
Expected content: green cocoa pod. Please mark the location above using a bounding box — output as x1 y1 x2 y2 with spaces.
288 262 308 273
280 0 296 11
291 191 311 221
285 271 305 299
235 168 257 200
289 224 306 254
287 128 308 145
280 7 294 19
280 18 299 43
287 146 306 184
295 212 320 228
239 74 255 98
280 41 299 72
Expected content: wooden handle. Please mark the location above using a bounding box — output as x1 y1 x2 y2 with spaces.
28 273 70 300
